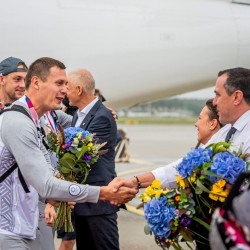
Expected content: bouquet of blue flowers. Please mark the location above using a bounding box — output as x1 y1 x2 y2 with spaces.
47 126 107 232
140 180 196 249
140 142 249 249
177 142 248 209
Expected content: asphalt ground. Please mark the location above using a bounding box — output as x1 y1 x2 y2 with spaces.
55 124 198 250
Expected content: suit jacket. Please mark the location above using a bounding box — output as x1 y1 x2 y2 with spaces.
72 99 119 216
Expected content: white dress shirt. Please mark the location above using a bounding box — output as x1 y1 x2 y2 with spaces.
75 97 98 127
152 110 250 189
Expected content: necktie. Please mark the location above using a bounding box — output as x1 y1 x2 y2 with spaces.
225 127 237 143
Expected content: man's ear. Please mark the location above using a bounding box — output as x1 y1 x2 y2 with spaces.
77 85 83 96
233 90 243 105
31 76 40 90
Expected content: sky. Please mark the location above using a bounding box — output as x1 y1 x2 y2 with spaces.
175 87 214 99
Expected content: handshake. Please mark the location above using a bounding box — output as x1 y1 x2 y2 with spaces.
100 176 143 205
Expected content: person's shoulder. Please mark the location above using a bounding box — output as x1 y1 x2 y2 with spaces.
94 103 113 118
205 124 231 146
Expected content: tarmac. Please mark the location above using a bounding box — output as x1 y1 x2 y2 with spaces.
54 124 198 250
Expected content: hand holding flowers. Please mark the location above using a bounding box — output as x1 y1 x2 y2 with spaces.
140 180 196 249
47 126 107 232
140 142 249 249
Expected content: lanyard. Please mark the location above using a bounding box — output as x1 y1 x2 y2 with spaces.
25 96 43 146
43 112 58 134
25 96 39 128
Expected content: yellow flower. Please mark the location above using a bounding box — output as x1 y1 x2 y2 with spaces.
176 176 185 189
163 188 170 194
217 179 226 188
88 143 93 147
219 189 229 202
209 180 229 202
76 132 82 139
143 196 151 202
190 174 197 184
155 190 163 198
209 193 219 201
145 186 155 196
211 185 221 193
151 180 162 189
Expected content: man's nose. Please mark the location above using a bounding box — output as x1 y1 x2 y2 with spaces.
212 98 217 106
20 79 25 88
61 84 67 95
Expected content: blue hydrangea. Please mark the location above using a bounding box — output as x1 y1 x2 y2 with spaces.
177 148 213 178
144 197 176 238
210 152 246 184
64 127 91 144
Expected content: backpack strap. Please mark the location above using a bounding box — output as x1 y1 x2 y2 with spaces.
0 104 33 121
51 111 58 124
0 105 32 193
0 163 18 183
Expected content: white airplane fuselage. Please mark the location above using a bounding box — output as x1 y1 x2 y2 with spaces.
1 0 250 109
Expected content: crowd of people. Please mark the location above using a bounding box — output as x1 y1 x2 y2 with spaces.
0 56 250 250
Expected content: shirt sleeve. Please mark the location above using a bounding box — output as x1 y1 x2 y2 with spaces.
55 110 73 128
151 158 182 189
1 111 99 203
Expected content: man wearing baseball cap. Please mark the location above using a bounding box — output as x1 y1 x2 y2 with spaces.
0 57 28 108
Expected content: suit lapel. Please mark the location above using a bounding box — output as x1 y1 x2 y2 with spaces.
71 111 78 126
79 99 102 129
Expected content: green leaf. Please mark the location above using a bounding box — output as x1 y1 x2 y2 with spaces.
192 216 210 230
144 225 151 235
75 145 88 160
189 207 196 214
60 166 71 174
202 170 223 179
72 167 82 174
171 242 182 250
179 229 193 242
166 191 176 198
202 162 212 171
196 179 210 193
59 153 76 169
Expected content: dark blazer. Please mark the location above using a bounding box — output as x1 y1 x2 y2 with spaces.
72 99 119 216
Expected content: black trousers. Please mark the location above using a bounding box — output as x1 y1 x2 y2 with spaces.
74 212 119 250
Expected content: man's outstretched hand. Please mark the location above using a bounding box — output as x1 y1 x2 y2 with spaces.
99 179 138 204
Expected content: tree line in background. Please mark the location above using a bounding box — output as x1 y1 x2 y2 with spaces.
120 98 207 118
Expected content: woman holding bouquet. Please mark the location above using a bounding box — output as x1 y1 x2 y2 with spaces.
113 67 250 250
190 99 222 249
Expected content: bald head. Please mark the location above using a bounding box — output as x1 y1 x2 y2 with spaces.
67 69 96 109
68 69 95 95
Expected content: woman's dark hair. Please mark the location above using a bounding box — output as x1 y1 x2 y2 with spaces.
206 98 223 128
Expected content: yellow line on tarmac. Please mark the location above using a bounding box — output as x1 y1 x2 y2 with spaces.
117 159 160 216
125 203 144 216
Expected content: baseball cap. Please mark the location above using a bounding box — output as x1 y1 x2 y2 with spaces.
0 57 28 76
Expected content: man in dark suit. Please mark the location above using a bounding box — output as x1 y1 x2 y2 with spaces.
67 69 119 250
